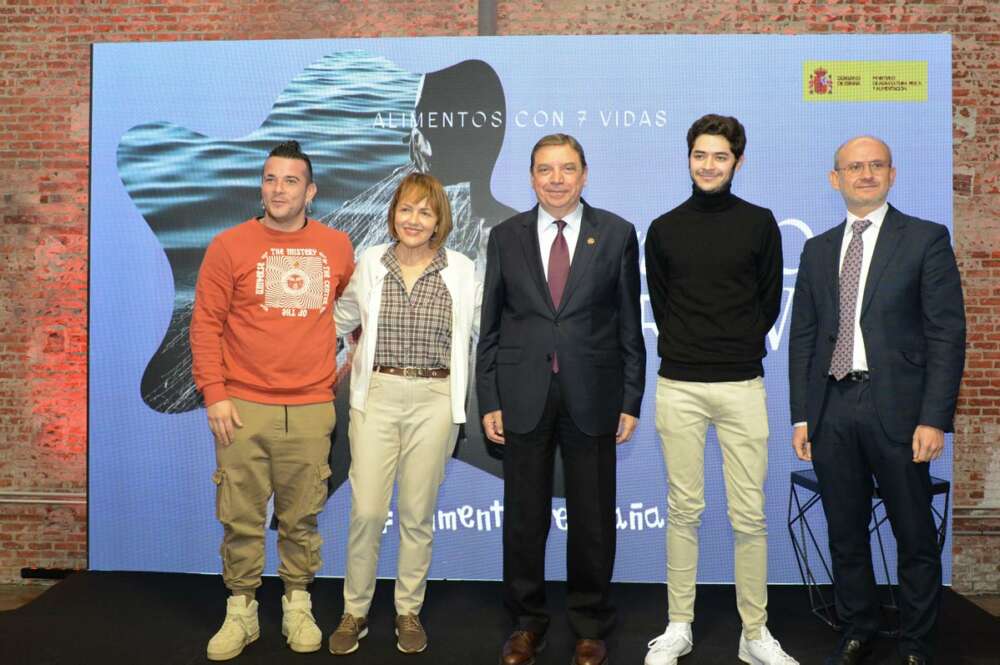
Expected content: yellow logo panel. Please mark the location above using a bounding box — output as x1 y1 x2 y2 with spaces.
804 61 927 102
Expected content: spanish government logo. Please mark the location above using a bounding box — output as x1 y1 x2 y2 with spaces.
808 68 833 95
803 61 927 102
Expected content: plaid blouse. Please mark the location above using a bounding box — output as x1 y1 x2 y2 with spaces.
373 245 453 369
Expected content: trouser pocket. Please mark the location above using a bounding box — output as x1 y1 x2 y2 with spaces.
212 469 231 523
276 463 333 579
312 464 333 515
309 464 332 570
212 469 233 575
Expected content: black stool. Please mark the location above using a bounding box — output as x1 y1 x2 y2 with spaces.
786 468 950 636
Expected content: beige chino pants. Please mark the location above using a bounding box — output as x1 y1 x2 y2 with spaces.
655 377 770 638
343 372 459 617
213 397 334 593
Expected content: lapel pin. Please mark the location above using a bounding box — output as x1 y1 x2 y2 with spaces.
587 237 596 245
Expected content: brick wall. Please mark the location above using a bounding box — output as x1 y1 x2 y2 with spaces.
1 1 996 592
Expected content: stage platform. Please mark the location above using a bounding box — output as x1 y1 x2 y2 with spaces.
1 572 996 664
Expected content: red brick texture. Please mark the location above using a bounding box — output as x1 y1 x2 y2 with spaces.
0 505 86 572
1 1 996 592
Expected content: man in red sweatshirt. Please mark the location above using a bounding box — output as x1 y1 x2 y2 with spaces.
191 141 354 661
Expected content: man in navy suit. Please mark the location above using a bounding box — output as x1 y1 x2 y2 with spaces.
788 136 965 665
477 133 645 665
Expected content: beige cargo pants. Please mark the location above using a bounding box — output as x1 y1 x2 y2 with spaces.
213 397 335 593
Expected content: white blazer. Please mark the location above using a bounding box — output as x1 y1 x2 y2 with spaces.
334 243 481 424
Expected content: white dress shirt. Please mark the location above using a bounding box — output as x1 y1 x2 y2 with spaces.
537 202 583 280
794 202 889 430
837 201 888 372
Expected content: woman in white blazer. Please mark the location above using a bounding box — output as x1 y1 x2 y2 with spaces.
328 173 480 656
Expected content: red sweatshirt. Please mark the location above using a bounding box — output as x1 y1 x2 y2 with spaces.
190 218 354 406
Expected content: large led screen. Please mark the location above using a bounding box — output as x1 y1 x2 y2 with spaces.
90 34 953 583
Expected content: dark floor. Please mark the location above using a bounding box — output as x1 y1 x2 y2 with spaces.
0 573 997 664
10 582 987 619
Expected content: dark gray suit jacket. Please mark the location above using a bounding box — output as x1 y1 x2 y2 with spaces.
476 200 645 436
788 204 965 443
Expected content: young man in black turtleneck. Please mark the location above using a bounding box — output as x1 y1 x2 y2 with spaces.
642 115 797 665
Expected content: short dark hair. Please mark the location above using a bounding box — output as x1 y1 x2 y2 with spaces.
686 114 746 161
530 133 587 171
266 140 313 181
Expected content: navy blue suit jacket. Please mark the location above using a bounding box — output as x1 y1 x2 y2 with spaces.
788 205 965 443
476 200 645 436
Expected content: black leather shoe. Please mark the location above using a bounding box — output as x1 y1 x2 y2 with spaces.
900 656 928 665
824 639 872 665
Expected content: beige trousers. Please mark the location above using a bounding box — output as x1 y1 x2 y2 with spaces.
213 397 334 592
343 372 459 617
655 377 770 638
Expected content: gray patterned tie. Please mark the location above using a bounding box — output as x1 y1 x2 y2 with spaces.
829 219 872 380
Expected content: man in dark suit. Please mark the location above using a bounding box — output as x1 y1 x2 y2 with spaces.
477 133 645 665
788 136 965 665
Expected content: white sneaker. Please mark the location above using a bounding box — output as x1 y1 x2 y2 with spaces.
281 590 323 653
207 595 260 661
644 622 693 665
738 626 799 665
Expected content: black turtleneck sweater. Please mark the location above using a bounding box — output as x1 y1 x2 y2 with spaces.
644 183 782 381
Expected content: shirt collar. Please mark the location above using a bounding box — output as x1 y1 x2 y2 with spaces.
846 201 889 231
427 247 448 272
538 201 584 232
380 244 448 278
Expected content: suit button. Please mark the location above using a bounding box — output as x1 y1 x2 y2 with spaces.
546 353 552 362
828 334 836 342
554 322 560 328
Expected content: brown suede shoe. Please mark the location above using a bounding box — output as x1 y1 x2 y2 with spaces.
328 614 367 655
395 614 428 653
572 638 608 665
500 630 546 665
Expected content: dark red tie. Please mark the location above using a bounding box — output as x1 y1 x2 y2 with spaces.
548 220 569 372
